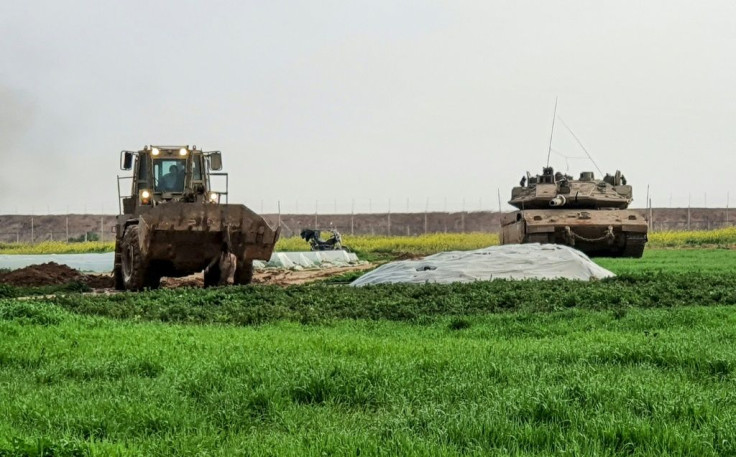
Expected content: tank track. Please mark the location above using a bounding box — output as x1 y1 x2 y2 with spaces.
620 234 647 258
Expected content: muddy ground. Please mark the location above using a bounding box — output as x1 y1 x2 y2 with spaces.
0 262 375 289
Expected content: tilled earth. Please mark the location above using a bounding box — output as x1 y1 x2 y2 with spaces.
0 262 114 288
0 262 375 290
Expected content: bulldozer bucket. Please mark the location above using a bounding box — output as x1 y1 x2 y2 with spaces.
133 203 279 275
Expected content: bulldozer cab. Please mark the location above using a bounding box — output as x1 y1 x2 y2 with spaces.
118 146 226 214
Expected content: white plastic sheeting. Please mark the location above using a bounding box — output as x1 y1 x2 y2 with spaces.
253 250 361 269
0 253 115 273
351 243 614 286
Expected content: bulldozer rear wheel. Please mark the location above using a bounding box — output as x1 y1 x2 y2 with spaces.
204 263 221 288
121 226 149 291
235 259 254 285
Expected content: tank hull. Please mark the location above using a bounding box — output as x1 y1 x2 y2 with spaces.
500 209 648 258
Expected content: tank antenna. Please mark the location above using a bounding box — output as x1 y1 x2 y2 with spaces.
546 97 558 168
556 115 604 177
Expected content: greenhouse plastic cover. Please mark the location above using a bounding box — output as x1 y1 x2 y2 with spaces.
351 243 614 286
253 250 361 269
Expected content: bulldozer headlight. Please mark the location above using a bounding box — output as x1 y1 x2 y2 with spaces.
209 192 219 203
140 189 152 204
151 147 160 156
179 148 188 156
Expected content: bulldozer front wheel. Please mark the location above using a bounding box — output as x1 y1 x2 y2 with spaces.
113 243 124 290
235 259 254 285
121 226 149 291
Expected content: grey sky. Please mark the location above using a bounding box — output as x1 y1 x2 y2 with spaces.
1 0 735 214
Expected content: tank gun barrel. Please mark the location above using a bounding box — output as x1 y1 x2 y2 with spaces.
549 195 566 207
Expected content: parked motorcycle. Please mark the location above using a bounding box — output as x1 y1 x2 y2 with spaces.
300 228 350 251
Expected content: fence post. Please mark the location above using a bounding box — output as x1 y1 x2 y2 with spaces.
66 216 69 243
100 216 104 243
31 216 34 244
387 199 391 236
424 198 429 234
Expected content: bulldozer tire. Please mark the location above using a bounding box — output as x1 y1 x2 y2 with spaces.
113 243 125 290
145 270 161 290
121 226 149 291
204 263 221 288
235 259 254 285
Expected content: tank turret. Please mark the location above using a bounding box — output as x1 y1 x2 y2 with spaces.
509 168 632 210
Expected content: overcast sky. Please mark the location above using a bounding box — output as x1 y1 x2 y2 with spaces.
1 0 735 214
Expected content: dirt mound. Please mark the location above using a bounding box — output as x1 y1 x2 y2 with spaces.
0 262 116 288
85 273 115 289
0 262 84 287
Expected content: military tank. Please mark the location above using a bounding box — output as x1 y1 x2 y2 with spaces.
499 167 648 257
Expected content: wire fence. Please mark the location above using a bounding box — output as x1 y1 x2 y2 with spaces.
1 209 735 244
0 215 115 244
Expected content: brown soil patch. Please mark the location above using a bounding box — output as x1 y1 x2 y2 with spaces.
0 262 115 288
85 273 115 289
0 262 84 287
161 263 375 288
1 262 373 290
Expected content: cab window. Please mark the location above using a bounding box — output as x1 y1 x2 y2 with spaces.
192 156 203 181
154 159 186 192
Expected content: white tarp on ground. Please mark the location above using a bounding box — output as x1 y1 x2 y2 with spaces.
0 253 115 273
254 250 361 269
351 243 614 286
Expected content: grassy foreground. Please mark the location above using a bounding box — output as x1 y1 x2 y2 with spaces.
3 242 736 455
1 303 735 456
595 248 736 274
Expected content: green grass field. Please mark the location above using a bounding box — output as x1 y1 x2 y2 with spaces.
2 243 736 455
1 302 734 456
595 248 736 274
